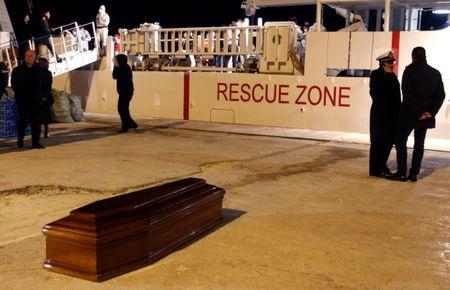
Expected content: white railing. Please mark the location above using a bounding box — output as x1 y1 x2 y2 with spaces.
37 21 98 75
0 21 98 77
119 25 264 71
0 33 19 74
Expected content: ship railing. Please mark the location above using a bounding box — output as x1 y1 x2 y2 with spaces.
119 25 264 72
0 34 19 74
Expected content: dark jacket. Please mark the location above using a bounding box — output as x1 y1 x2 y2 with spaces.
40 68 54 124
34 17 51 40
369 67 401 140
41 68 54 105
18 20 33 42
112 55 134 96
11 63 44 106
398 61 446 129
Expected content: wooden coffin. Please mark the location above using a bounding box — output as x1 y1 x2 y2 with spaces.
42 178 225 282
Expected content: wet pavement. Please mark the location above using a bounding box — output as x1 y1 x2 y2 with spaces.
0 119 449 289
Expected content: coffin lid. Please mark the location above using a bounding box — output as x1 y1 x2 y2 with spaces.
71 178 210 218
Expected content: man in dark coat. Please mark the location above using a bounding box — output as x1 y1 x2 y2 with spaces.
11 49 45 149
369 51 401 178
113 54 138 133
18 14 33 63
34 10 61 62
390 47 446 182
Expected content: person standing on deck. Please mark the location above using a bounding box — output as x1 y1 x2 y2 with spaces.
96 5 110 56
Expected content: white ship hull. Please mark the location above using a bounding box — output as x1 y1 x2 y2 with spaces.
53 29 450 140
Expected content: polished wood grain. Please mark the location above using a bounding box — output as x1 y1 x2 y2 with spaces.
42 178 225 282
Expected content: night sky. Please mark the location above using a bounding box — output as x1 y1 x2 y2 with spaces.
5 0 345 37
4 0 447 39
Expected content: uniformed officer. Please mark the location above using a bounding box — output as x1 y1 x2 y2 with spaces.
369 51 401 178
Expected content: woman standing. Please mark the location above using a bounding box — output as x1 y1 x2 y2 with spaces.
113 54 138 133
369 51 401 178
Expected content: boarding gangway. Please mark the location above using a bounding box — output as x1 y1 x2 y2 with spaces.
0 21 99 77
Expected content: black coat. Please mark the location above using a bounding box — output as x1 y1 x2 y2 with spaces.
33 17 51 40
398 61 446 129
40 68 54 124
11 63 44 107
18 20 33 42
112 64 134 97
369 67 401 141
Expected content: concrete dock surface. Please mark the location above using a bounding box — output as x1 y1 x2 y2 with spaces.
0 117 449 289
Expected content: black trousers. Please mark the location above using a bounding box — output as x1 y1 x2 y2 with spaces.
369 139 394 175
395 127 427 176
118 94 137 129
17 104 41 146
369 107 396 175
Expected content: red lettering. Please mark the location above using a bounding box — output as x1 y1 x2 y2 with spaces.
266 84 277 103
278 85 290 104
252 84 264 103
217 83 228 101
296 85 307 105
229 83 239 102
308 86 322 106
217 82 350 107
338 87 351 107
324 86 336 106
241 84 251 102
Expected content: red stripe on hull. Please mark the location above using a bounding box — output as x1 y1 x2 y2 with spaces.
392 31 400 75
183 72 190 120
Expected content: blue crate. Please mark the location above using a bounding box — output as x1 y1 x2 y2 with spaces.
0 95 31 138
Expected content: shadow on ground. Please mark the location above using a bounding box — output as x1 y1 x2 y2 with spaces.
0 125 117 154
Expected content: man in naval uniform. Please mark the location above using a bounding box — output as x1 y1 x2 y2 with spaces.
369 51 401 178
389 47 446 182
96 5 110 56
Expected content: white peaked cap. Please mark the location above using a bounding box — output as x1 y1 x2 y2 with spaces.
376 51 396 62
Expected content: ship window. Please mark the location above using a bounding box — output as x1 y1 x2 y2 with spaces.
327 69 371 78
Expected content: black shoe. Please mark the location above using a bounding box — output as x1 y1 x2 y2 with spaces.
129 123 138 129
370 172 386 178
382 168 393 176
32 144 46 149
387 172 407 182
408 174 418 182
369 169 393 179
17 140 24 148
118 128 129 133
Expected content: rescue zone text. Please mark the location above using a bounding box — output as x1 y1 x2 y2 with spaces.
217 83 351 107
